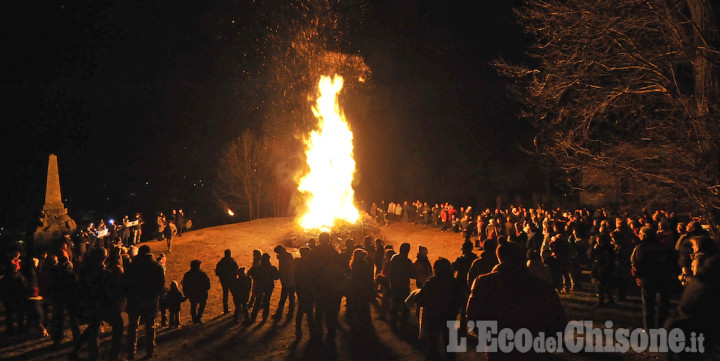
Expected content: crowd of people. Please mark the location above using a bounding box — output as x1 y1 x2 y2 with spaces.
1 203 719 360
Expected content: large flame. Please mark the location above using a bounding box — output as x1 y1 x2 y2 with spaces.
297 75 359 229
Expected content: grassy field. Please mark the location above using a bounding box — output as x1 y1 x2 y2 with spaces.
0 218 682 360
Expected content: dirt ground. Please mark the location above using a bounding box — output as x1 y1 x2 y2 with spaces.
1 218 676 360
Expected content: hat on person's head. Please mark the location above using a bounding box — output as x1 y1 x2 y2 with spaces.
418 245 428 255
138 245 151 255
190 260 201 269
261 252 271 261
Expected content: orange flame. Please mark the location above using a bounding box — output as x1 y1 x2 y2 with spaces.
297 75 359 230
227 209 235 216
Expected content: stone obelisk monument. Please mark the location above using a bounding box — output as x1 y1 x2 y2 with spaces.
34 154 77 250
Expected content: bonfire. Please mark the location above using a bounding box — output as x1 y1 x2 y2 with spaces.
288 75 381 247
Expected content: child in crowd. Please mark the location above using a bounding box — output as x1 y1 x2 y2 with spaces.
230 267 252 324
166 281 186 328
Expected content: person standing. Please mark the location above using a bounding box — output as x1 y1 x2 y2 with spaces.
215 249 239 314
309 232 346 346
590 234 615 306
164 219 176 253
387 242 415 330
48 257 80 348
272 245 296 319
176 209 185 237
123 245 165 360
346 249 374 331
132 213 143 245
70 248 123 361
156 212 165 242
182 260 211 324
294 247 315 339
415 257 465 360
121 216 131 247
248 253 280 322
165 281 186 328
1 251 26 337
230 267 251 324
467 242 567 361
631 227 678 330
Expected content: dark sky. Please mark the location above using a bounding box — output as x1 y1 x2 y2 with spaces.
1 0 535 231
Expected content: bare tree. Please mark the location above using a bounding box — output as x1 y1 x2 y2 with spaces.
215 129 272 220
496 0 720 235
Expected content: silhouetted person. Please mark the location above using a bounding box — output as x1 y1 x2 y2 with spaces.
166 281 186 328
452 241 476 334
467 245 499 286
631 226 678 330
124 245 165 360
294 247 315 339
182 260 211 323
48 257 80 348
467 241 567 361
70 247 123 361
248 253 279 322
416 257 465 360
346 248 374 331
388 242 415 329
248 250 261 309
272 245 295 319
310 232 346 346
176 209 185 237
1 251 26 336
591 234 615 306
665 255 720 361
215 249 239 314
230 267 251 324
373 239 385 275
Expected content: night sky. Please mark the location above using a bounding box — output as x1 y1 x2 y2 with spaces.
1 0 536 232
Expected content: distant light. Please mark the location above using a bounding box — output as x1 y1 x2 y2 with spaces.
109 219 114 225
145 182 149 185
227 209 235 216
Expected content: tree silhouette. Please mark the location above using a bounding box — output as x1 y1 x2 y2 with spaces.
496 0 720 234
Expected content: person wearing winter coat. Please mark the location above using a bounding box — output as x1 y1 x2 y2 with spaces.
214 249 239 314
124 245 165 359
230 267 251 324
70 247 123 361
48 257 80 347
294 247 315 339
413 246 432 289
631 227 678 330
182 260 211 324
247 253 280 322
165 281 186 328
272 245 296 319
346 249 374 331
415 257 465 360
591 234 616 306
526 250 553 285
467 241 567 361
